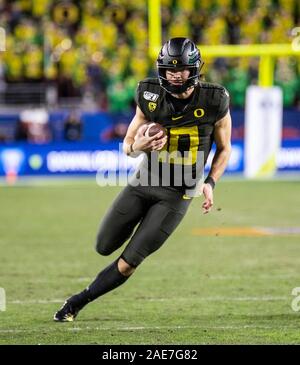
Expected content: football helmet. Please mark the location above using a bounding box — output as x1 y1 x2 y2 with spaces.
157 37 204 94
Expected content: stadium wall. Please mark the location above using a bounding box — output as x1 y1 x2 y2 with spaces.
0 110 299 177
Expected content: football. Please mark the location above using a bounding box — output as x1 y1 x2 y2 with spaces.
145 122 167 139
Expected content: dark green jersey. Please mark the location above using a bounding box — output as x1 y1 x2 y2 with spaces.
133 77 230 193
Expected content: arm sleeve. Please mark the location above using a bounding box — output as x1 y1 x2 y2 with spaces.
216 88 230 120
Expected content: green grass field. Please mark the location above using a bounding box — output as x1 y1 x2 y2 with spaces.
1 179 300 344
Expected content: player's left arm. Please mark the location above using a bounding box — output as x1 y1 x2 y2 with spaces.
202 111 232 214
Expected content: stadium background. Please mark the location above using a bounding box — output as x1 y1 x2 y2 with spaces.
1 0 300 345
0 0 299 178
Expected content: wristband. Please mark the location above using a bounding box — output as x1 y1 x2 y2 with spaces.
128 143 141 157
204 176 215 189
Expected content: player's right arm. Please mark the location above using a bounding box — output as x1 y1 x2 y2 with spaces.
123 106 167 156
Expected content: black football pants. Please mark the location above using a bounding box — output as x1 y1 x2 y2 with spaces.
95 184 192 267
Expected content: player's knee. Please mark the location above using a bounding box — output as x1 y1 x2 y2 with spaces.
95 235 113 256
118 257 136 276
121 251 145 269
95 245 112 256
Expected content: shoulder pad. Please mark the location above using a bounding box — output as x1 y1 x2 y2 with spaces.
199 82 229 106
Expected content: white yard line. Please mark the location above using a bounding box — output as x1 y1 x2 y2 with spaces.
15 273 300 285
207 274 300 280
9 299 64 304
0 324 297 334
8 295 288 305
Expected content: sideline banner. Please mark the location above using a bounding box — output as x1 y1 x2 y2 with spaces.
0 142 244 179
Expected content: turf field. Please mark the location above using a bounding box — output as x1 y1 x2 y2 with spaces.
1 178 300 344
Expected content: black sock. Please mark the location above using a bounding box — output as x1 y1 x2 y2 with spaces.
73 259 130 306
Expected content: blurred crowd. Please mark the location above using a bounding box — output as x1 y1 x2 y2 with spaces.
0 0 300 110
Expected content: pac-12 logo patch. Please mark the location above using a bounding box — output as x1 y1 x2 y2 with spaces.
143 91 159 102
148 102 157 112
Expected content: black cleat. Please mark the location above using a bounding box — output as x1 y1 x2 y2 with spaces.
53 296 85 322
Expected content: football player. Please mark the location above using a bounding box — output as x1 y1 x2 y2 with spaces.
54 37 232 322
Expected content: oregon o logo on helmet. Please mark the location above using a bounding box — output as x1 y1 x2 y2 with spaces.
172 60 178 64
